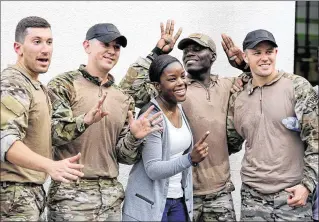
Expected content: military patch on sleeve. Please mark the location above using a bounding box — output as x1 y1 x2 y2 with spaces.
1 96 27 130
1 95 27 117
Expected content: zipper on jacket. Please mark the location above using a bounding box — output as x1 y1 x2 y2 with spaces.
259 87 263 114
196 81 211 101
98 84 103 97
206 88 211 101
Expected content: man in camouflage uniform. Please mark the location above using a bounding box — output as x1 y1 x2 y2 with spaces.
119 20 250 221
1 16 84 221
46 23 162 221
227 29 318 221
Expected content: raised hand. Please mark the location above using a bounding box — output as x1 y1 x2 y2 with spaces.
83 93 109 126
221 34 247 70
46 152 85 183
156 19 183 54
129 105 163 139
190 131 210 163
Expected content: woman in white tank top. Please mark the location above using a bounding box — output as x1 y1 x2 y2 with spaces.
122 55 210 222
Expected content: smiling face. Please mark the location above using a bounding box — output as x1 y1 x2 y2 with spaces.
14 27 53 75
182 42 214 75
157 61 187 104
243 41 278 78
85 38 121 73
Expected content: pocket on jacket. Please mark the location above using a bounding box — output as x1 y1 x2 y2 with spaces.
135 193 154 205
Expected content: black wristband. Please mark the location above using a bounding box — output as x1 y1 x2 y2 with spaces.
152 46 164 56
238 61 250 72
146 47 164 61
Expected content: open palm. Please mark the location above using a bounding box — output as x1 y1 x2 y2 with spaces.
221 33 245 68
156 20 182 54
129 105 163 139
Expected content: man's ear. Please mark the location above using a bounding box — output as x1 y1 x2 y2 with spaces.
211 52 217 63
14 42 23 56
83 40 91 54
243 51 248 64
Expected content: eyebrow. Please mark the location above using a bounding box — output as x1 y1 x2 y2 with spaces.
31 36 53 40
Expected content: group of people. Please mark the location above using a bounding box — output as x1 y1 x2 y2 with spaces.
0 16 318 222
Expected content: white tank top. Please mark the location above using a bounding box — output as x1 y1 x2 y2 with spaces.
165 114 192 198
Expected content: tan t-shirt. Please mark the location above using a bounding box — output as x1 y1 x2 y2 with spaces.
183 75 235 195
48 65 143 179
228 71 318 194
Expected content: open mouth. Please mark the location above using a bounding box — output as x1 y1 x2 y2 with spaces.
37 58 49 65
174 88 186 96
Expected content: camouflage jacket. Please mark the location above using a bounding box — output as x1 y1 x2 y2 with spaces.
227 71 318 194
47 65 143 169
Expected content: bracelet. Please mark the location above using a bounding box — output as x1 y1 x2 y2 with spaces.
188 153 198 167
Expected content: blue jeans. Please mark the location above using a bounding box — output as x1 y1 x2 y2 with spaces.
161 198 188 222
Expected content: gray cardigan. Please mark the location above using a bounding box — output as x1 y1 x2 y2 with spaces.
122 98 194 221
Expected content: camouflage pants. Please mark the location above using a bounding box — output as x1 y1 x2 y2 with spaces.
193 190 236 221
47 178 124 221
240 183 313 221
0 182 45 221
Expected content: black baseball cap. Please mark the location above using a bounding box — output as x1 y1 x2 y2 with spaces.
243 29 277 50
85 23 127 47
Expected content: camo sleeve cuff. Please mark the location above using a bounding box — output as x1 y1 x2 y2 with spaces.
125 132 144 149
301 178 316 194
76 113 88 133
0 134 20 162
135 57 152 69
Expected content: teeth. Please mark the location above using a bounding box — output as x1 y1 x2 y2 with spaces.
175 89 185 94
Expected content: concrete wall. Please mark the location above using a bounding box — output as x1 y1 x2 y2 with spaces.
1 1 296 220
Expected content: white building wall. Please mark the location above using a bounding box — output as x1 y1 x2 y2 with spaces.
1 1 296 220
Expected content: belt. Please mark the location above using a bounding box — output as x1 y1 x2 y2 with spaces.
0 181 40 188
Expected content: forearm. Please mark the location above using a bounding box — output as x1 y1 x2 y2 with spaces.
6 140 52 173
226 93 244 154
51 113 88 146
293 77 319 193
301 143 318 193
226 118 245 155
227 133 244 155
119 57 158 109
144 154 191 180
116 131 144 165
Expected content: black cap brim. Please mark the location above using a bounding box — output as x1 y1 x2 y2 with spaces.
96 34 127 48
178 38 208 50
245 38 277 50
